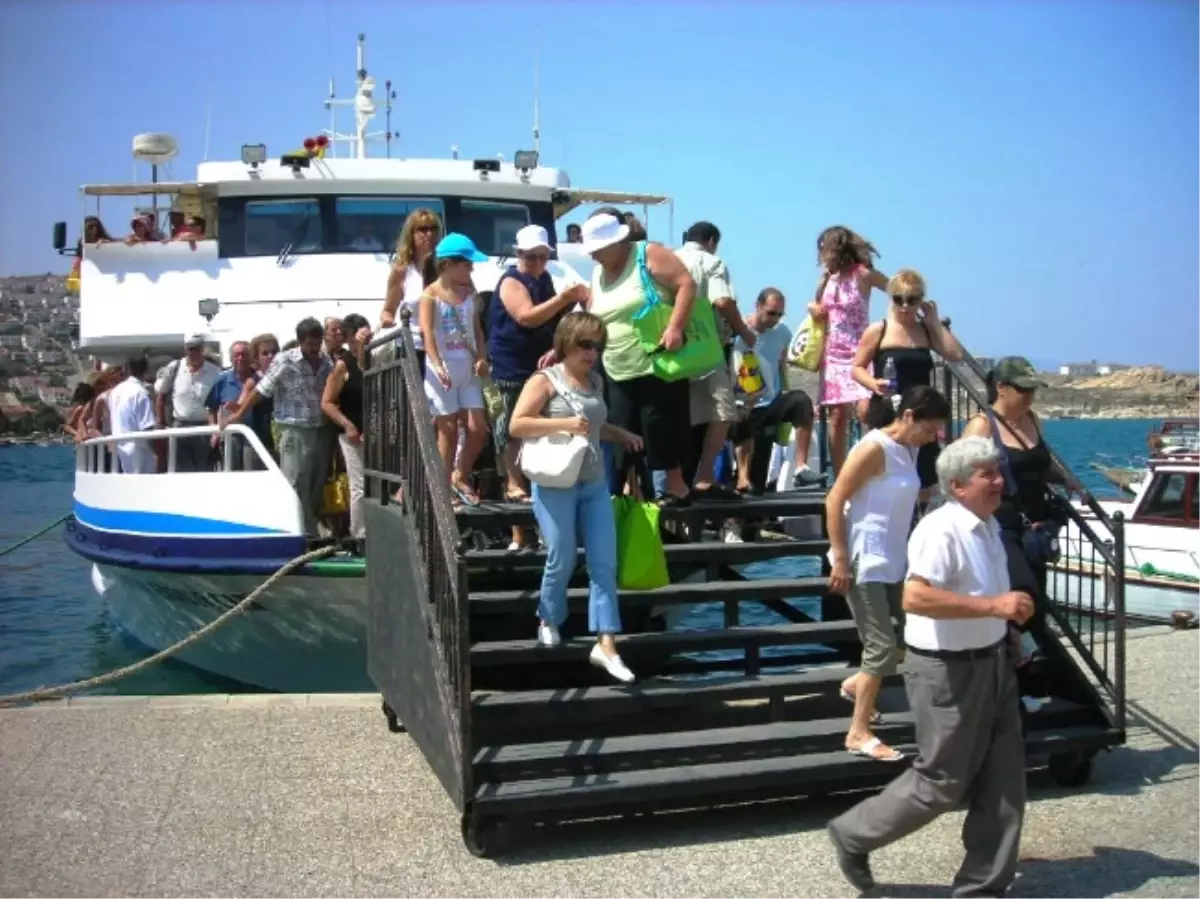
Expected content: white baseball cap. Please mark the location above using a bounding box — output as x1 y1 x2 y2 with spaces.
579 214 630 255
514 224 551 253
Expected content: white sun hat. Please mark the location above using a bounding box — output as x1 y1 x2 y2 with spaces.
578 214 630 254
514 224 551 253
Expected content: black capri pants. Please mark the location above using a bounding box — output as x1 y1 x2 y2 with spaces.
605 373 690 490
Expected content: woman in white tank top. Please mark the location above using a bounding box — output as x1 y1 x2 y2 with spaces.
381 208 442 361
825 385 952 761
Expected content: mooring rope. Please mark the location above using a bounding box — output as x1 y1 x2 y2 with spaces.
0 544 338 707
0 513 72 560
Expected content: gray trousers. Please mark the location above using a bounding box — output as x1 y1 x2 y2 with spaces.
830 642 1025 897
277 424 329 537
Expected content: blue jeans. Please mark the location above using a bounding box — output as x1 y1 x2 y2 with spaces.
532 476 622 634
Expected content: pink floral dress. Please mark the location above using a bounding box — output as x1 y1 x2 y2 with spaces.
819 265 872 407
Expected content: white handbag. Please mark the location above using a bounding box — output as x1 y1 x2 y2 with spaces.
518 368 592 488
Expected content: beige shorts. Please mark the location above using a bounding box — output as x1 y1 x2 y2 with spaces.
689 364 737 426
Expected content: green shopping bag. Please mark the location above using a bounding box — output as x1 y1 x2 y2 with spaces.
612 495 670 590
631 242 725 383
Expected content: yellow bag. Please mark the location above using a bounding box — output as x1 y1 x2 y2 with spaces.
789 316 826 372
321 472 350 516
734 349 766 398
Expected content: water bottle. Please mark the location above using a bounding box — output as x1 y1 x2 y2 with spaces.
882 357 898 394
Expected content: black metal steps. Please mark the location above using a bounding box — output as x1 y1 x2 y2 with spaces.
470 620 861 667
470 722 1121 817
468 576 829 615
456 490 828 529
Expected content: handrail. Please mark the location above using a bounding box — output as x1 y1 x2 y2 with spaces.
77 423 280 476
947 339 1118 531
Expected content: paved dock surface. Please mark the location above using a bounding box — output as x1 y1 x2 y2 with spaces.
2 627 1197 898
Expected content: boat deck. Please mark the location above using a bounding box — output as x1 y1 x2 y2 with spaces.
2 627 1196 897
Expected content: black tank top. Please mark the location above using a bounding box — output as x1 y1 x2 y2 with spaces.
994 417 1054 530
871 319 934 390
338 355 364 432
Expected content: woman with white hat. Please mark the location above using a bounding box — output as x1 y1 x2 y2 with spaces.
579 212 698 504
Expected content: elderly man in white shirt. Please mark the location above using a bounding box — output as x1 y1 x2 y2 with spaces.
108 357 160 474
827 435 1035 898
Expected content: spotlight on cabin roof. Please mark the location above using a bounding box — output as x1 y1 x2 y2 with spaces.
241 144 267 167
514 150 539 172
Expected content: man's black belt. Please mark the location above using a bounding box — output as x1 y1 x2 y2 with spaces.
907 639 1006 661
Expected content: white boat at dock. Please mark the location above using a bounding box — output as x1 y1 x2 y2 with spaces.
1058 423 1198 624
60 35 668 692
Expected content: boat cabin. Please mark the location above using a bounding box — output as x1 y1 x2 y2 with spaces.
54 148 671 365
1131 449 1199 528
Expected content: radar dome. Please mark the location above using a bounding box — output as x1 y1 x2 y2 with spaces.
132 133 179 164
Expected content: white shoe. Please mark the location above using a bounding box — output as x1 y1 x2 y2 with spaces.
589 644 635 683
724 524 743 543
537 623 561 647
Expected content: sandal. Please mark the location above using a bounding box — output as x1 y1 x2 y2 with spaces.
656 492 692 509
847 737 905 762
452 480 481 507
504 490 531 503
839 688 884 725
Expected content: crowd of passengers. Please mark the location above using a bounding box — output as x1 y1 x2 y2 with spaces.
69 207 1082 704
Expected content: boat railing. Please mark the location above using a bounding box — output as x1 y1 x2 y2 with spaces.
76 423 280 475
361 308 471 805
938 348 1126 734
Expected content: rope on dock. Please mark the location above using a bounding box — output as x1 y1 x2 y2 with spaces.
0 513 72 559
0 544 338 707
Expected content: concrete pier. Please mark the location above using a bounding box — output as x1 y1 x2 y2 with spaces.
2 627 1197 898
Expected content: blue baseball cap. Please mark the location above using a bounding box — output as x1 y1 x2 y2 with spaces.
435 232 488 263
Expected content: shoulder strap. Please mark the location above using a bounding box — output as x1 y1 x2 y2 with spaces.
983 408 1022 500
634 241 663 316
874 318 888 356
540 366 587 418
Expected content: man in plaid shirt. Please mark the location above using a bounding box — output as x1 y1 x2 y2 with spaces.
227 317 334 536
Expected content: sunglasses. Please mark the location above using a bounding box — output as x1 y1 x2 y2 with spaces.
892 294 924 308
415 225 438 234
576 339 604 352
1004 382 1037 395
522 252 549 263
762 309 784 319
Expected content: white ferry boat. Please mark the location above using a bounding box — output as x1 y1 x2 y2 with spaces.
60 36 670 692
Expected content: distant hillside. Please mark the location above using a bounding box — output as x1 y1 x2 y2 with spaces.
784 363 1197 421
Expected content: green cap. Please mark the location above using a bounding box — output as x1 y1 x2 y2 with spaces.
992 356 1048 389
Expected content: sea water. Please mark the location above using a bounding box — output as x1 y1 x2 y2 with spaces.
0 419 1163 695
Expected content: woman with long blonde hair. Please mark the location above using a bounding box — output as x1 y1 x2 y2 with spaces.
381 208 441 369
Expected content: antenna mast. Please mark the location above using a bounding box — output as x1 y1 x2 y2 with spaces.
533 53 541 155
321 33 389 159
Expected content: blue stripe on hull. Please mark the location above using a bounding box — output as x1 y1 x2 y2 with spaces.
73 501 290 537
64 517 318 575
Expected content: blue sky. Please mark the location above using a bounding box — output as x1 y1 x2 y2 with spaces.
1 0 1196 371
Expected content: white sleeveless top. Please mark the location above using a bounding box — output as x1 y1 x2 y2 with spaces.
427 293 477 361
843 428 920 584
399 264 426 349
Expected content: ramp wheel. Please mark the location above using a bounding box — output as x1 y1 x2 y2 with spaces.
1048 750 1093 787
461 812 503 858
381 701 405 734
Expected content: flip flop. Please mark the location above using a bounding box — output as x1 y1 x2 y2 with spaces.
504 491 532 503
656 492 692 509
452 483 481 507
848 737 905 762
693 484 741 502
840 688 884 725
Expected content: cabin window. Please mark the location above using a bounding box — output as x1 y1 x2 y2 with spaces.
244 199 322 257
1139 472 1190 521
335 197 446 254
458 200 531 257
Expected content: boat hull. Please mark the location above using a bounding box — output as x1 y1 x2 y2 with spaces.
90 563 370 692
1050 562 1198 623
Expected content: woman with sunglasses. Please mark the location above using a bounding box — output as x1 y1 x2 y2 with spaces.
508 312 644 682
381 208 442 368
960 357 1082 660
851 269 963 496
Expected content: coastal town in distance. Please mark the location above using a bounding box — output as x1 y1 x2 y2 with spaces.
3 270 1195 446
